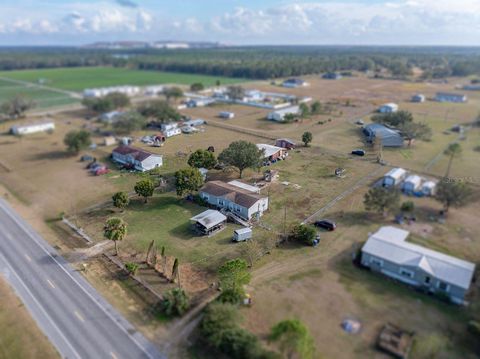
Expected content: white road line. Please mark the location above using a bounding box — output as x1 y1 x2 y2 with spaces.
0 251 82 359
24 254 32 262
46 279 56 289
0 200 160 359
74 310 85 323
110 351 119 359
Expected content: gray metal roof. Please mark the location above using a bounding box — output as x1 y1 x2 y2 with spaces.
190 210 227 230
362 226 476 290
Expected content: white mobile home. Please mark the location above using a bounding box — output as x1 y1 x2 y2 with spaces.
111 145 163 172
378 103 399 113
267 106 300 122
361 226 476 305
10 122 55 135
383 168 407 187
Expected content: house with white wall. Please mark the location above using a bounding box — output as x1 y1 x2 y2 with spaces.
199 181 269 220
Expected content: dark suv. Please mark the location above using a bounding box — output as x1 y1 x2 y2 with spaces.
314 219 337 231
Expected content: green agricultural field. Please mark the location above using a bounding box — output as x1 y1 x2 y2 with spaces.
0 79 78 109
0 67 245 92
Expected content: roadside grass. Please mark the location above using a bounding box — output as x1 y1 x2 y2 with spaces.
0 278 59 359
0 67 245 92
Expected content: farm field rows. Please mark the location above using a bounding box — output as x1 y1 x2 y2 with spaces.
0 79 78 109
0 67 245 92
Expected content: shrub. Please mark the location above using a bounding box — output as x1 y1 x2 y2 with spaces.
161 288 190 317
290 224 317 246
218 289 244 305
125 262 139 275
467 321 480 336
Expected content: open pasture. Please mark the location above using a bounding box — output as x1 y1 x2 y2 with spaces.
0 67 245 92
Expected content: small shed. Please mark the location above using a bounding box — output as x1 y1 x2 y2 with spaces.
275 138 296 149
402 175 422 193
411 94 425 103
190 210 227 236
378 103 399 113
383 168 407 187
219 111 235 119
422 181 437 196
233 227 252 242
103 136 117 146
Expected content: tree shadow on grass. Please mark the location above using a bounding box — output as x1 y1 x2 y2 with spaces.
28 150 72 161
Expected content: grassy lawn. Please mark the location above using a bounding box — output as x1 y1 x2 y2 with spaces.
0 278 59 359
0 67 245 92
78 193 252 271
0 79 78 109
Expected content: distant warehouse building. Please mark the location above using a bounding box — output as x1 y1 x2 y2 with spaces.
435 92 467 103
267 106 300 122
363 123 404 147
282 78 309 88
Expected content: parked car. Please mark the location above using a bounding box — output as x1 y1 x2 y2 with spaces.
355 119 364 125
314 219 337 231
351 149 365 156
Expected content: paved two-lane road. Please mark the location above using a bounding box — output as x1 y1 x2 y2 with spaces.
0 199 165 359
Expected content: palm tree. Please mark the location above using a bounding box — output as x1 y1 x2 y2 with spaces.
104 217 127 256
444 143 462 178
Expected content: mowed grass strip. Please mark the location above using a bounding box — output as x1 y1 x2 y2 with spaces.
0 67 245 92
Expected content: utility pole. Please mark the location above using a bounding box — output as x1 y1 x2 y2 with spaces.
283 205 287 241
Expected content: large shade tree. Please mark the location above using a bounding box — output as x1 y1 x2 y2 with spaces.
174 167 204 196
435 179 471 213
1 95 35 119
187 149 217 169
64 130 92 154
364 187 400 216
218 141 263 178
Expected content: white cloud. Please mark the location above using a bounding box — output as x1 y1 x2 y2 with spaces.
0 1 480 45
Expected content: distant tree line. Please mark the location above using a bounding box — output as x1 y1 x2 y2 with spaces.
1 46 480 79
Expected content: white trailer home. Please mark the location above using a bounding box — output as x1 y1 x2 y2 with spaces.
10 122 55 135
267 106 300 122
383 168 407 187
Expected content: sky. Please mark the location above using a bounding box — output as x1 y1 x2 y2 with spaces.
0 0 480 46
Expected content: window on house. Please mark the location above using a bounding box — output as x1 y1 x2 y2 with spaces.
425 276 431 284
438 282 449 291
219 200 224 206
370 258 383 267
399 268 414 279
